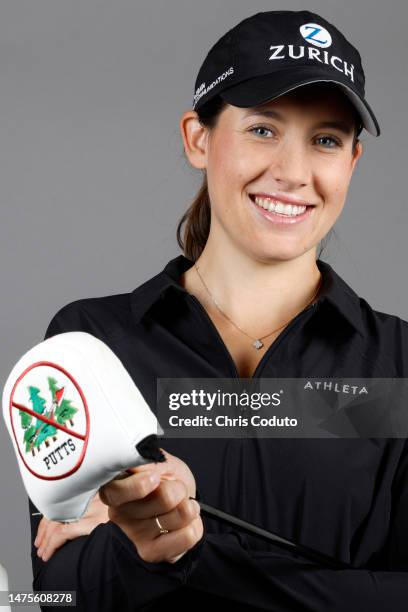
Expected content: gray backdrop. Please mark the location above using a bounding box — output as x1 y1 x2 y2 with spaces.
0 0 406 609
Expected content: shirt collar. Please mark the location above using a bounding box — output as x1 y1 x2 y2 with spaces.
131 254 365 337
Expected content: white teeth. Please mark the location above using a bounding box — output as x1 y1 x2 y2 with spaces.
253 195 307 216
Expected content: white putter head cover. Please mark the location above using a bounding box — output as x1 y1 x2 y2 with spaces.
2 331 165 522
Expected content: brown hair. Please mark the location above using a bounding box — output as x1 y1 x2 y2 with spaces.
177 83 364 262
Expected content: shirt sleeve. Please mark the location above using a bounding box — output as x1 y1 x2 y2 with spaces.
29 495 205 611
28 308 206 611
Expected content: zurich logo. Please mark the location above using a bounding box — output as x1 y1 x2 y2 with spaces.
299 23 332 48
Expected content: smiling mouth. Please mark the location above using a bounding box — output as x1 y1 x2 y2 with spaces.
248 194 315 217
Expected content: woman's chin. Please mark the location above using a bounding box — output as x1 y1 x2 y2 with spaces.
244 241 309 263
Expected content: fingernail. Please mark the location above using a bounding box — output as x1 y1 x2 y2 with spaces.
37 548 42 557
34 538 38 547
149 473 161 486
191 500 201 514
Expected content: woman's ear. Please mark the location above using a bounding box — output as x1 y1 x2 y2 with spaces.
179 111 209 170
350 140 363 175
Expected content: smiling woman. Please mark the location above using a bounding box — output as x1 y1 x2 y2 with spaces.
29 9 408 612
175 81 365 375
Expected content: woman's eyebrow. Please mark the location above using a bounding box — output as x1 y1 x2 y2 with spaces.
242 109 353 135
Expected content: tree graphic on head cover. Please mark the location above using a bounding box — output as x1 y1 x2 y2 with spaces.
19 407 35 455
18 377 78 456
19 410 32 429
48 376 78 427
23 386 57 454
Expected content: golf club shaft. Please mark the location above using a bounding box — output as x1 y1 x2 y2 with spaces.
190 497 351 570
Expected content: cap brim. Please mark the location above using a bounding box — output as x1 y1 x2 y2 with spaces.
219 67 380 137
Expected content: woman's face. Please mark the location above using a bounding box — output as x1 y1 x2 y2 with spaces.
183 85 363 262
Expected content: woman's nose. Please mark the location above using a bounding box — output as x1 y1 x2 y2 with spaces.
269 140 311 189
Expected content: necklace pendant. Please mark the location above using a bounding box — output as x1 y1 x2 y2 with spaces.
252 339 264 350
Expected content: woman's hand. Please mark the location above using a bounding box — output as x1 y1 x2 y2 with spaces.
99 448 203 564
34 491 110 562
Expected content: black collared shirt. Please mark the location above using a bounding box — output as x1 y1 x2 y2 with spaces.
29 254 408 611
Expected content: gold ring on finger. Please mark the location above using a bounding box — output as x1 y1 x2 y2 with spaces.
154 515 169 535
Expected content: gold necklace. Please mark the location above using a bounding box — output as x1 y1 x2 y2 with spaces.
194 262 323 350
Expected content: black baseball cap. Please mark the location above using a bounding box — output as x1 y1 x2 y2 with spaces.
192 10 380 137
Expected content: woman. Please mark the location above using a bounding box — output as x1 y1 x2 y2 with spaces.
30 10 408 611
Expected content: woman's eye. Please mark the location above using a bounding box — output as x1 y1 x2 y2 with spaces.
249 126 342 149
315 135 342 148
249 126 274 138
